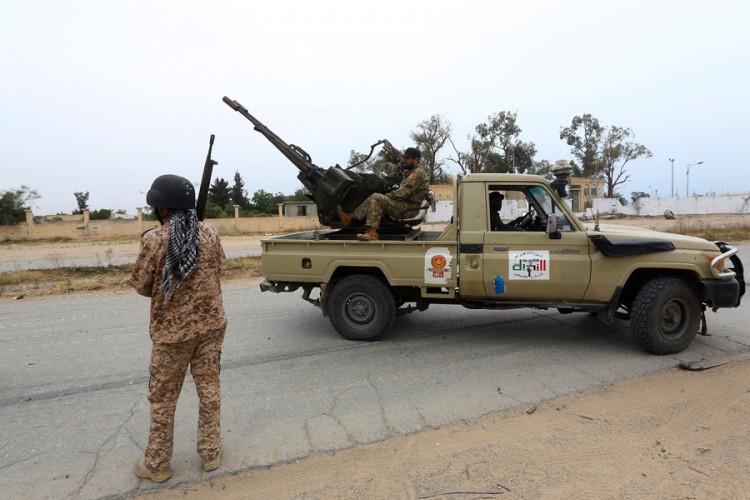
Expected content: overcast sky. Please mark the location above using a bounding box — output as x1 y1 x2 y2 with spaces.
2 0 748 215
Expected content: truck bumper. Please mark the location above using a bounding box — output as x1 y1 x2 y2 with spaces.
702 278 742 307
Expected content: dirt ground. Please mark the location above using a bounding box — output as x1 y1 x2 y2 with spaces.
144 355 750 500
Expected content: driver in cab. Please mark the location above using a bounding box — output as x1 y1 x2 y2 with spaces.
489 192 523 231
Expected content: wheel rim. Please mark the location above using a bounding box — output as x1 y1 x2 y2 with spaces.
658 298 688 339
342 292 377 329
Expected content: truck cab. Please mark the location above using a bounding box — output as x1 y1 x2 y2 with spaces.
455 175 592 302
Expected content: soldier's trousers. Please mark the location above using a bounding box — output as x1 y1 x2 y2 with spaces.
144 327 225 473
353 193 418 229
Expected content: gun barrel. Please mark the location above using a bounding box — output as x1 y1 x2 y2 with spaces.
196 134 217 221
222 96 317 176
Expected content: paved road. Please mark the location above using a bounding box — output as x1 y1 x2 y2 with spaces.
1 280 749 499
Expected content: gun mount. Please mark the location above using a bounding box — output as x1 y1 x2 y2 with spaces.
223 96 400 228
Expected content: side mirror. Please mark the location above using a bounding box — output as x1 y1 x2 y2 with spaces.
547 215 561 239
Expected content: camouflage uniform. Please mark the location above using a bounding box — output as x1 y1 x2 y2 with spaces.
131 221 227 474
353 165 429 229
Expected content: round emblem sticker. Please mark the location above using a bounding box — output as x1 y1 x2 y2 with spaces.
431 255 446 269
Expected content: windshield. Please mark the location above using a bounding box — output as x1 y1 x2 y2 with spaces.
528 186 553 215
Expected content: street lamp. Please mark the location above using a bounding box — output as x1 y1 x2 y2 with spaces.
669 158 675 197
686 161 704 197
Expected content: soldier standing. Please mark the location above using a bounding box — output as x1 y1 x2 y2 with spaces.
130 174 228 483
337 147 429 240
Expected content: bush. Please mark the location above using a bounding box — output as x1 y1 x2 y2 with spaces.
89 209 112 220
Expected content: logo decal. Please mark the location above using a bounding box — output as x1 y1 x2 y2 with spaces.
424 248 452 285
431 255 446 269
508 250 550 280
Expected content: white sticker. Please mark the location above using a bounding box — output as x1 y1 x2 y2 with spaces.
508 250 550 280
424 247 452 285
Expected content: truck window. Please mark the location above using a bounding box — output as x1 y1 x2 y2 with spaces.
489 185 575 232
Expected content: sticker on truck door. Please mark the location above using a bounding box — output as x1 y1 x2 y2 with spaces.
509 250 550 280
424 247 452 285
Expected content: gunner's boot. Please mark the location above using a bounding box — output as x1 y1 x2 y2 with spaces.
336 205 355 227
356 227 379 241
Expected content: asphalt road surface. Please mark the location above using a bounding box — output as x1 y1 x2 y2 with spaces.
1 279 749 499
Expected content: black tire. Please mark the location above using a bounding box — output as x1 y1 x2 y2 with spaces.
630 277 700 354
327 275 396 341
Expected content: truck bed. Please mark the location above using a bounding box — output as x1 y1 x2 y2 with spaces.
261 229 457 286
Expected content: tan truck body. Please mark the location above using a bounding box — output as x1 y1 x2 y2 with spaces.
260 174 743 354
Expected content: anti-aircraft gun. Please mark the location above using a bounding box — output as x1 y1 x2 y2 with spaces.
223 96 403 228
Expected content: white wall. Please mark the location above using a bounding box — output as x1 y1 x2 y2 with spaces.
592 193 750 217
425 199 525 223
424 194 750 223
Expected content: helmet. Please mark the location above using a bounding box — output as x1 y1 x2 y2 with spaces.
403 147 421 159
146 174 196 209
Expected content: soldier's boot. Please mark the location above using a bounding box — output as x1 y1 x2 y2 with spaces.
356 227 379 241
203 447 223 472
336 205 355 227
134 458 172 483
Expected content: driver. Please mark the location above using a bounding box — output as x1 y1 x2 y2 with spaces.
489 192 523 231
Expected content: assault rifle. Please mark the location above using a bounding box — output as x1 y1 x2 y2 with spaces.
196 134 218 221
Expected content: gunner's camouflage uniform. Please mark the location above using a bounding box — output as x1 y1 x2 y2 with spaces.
353 165 429 229
131 221 227 474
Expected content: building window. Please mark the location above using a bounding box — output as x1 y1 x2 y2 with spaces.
296 205 307 216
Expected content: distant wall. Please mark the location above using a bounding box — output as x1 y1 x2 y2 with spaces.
425 194 750 223
0 207 322 241
591 194 750 217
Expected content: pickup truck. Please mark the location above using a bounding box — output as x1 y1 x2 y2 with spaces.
259 173 744 354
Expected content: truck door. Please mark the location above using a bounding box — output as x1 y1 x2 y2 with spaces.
482 186 592 301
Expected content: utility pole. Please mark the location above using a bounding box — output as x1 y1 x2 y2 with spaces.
669 158 675 197
686 161 704 197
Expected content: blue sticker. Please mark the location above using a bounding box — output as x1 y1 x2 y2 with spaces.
494 275 505 294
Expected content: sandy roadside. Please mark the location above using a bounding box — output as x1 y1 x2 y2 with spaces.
142 355 750 499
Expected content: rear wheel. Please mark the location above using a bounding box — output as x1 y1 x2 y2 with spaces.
327 275 396 341
630 277 700 354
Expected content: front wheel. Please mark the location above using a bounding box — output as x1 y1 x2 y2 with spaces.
630 277 700 354
327 275 396 341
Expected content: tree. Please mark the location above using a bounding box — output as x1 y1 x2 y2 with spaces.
208 177 231 209
560 114 604 177
141 206 158 221
271 192 286 211
631 191 650 203
230 171 250 208
448 111 536 175
286 187 312 202
347 149 397 178
73 191 90 214
410 114 452 184
526 159 554 180
0 185 39 225
250 189 275 214
600 126 652 197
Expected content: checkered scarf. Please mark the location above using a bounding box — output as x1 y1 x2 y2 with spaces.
161 209 200 304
